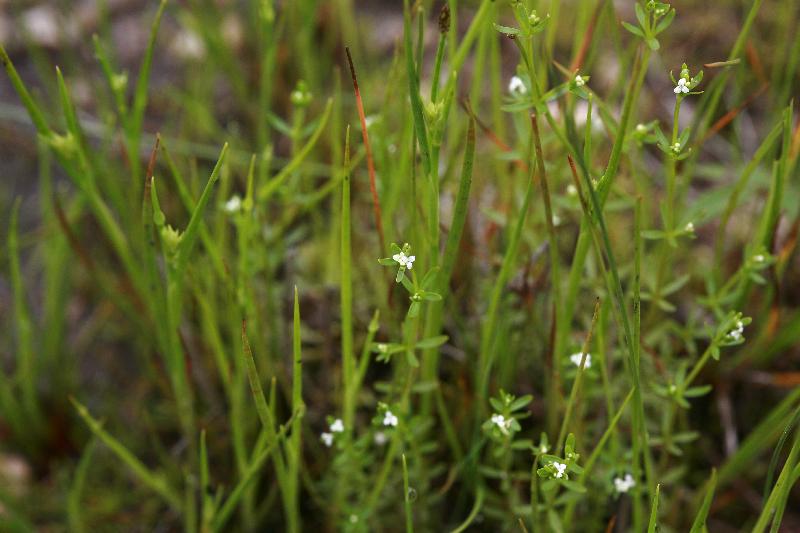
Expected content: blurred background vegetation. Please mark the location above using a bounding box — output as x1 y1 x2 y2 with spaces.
1 0 799 531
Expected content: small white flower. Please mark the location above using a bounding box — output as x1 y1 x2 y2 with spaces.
566 184 578 197
539 444 549 454
685 222 695 232
674 77 689 95
490 413 512 434
349 514 359 524
570 352 591 368
727 320 745 341
330 419 344 433
321 432 334 447
614 473 636 493
552 214 562 227
553 462 567 478
224 195 242 213
753 254 765 263
575 75 586 87
383 410 398 427
636 123 648 134
393 252 416 270
672 142 682 153
509 75 527 95
374 431 388 445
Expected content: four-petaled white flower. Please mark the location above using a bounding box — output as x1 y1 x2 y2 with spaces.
383 410 398 427
674 77 689 95
224 195 242 213
570 352 592 368
614 473 636 493
330 418 344 433
490 413 512 434
321 432 334 447
553 462 567 479
575 75 586 87
392 252 416 270
509 75 527 95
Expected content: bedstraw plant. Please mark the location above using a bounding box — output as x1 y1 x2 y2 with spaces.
1 0 799 531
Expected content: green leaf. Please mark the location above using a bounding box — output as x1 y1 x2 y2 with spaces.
489 397 504 413
415 335 449 349
662 274 691 295
684 385 712 398
493 23 522 36
509 394 534 411
657 299 677 312
634 3 647 30
655 8 676 34
622 21 644 38
642 230 666 240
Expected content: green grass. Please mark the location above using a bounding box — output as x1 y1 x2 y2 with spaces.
1 0 800 531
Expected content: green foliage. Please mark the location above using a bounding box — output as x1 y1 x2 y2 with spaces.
0 0 798 531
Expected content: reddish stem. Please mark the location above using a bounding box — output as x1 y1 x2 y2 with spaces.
345 47 386 252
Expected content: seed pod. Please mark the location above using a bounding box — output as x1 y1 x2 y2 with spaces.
439 5 450 35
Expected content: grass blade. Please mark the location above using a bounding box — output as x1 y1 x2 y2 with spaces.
70 397 182 510
175 143 228 276
689 469 717 533
647 484 661 533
